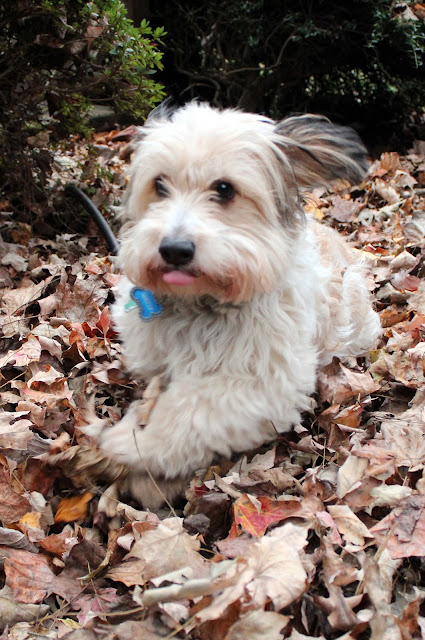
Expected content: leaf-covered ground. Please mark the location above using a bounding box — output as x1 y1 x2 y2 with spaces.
1 134 425 640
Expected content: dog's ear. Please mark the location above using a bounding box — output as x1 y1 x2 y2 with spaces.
274 115 368 188
145 97 178 124
134 98 178 141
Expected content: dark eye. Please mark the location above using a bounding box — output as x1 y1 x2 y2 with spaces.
154 176 168 198
211 180 235 202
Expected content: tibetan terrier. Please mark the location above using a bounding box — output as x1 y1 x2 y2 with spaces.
98 103 381 507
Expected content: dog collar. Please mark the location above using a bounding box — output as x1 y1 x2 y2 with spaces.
125 287 163 321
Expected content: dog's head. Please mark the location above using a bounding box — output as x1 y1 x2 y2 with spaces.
120 102 367 303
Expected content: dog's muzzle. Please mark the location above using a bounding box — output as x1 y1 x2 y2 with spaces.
159 239 195 266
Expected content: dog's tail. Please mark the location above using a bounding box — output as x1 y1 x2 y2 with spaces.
274 114 368 189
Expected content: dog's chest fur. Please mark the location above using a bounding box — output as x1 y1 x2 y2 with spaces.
112 226 325 382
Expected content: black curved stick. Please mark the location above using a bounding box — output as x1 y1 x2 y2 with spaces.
64 184 120 255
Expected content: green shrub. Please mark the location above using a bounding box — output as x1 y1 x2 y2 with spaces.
0 0 165 218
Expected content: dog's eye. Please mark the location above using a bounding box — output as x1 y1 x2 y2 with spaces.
154 177 168 198
211 181 235 202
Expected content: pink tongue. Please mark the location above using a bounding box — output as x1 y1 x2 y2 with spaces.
163 270 196 286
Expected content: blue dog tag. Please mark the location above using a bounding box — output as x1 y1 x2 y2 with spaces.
125 287 163 321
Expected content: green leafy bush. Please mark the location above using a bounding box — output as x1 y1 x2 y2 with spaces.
0 0 165 218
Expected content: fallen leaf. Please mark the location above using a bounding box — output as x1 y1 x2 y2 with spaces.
363 555 402 640
229 494 303 537
327 505 373 548
54 491 95 523
0 466 32 524
108 517 207 587
0 585 50 632
328 196 360 222
0 527 38 553
337 454 369 499
0 412 34 450
227 610 290 640
196 524 309 624
370 495 425 558
313 541 362 630
74 588 122 625
318 362 380 404
0 547 82 604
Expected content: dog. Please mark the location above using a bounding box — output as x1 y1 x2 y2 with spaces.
98 102 381 507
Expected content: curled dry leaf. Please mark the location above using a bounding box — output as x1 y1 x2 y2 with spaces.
363 555 402 640
318 361 380 404
380 408 425 472
0 527 38 553
337 454 369 499
327 505 373 549
0 412 34 450
54 491 95 523
313 541 362 631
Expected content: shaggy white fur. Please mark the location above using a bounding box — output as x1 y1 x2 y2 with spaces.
98 103 381 507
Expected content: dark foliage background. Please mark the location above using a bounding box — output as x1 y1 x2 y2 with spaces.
148 0 425 150
1 0 424 227
0 0 164 226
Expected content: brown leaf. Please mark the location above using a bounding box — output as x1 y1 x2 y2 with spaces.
328 196 360 222
391 271 421 292
0 465 32 524
380 398 425 472
38 527 79 558
370 495 425 559
0 527 38 553
0 547 82 604
227 610 290 640
313 541 362 631
0 585 50 632
363 555 402 640
318 361 380 404
195 524 309 624
54 491 95 523
74 588 122 626
0 412 34 450
327 505 373 548
108 518 207 587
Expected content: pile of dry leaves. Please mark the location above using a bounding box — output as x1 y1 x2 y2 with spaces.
0 133 425 640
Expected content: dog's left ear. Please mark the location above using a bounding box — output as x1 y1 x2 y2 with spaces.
274 115 368 189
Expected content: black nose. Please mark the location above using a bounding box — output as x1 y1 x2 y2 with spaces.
159 239 195 266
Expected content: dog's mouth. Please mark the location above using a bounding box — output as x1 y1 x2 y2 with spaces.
161 268 198 286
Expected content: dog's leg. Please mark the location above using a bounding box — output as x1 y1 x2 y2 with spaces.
99 375 294 481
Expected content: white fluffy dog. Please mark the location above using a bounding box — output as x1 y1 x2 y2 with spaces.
99 102 381 507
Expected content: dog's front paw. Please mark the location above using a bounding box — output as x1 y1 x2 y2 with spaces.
99 402 145 467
